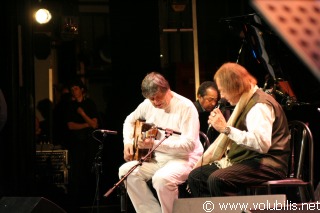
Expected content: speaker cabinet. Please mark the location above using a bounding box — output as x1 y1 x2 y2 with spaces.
173 194 286 213
0 197 66 213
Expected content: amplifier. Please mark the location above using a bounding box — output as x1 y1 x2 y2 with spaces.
35 150 69 186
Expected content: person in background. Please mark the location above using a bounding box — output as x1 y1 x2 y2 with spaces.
188 62 290 197
118 71 203 213
35 116 42 144
194 81 221 147
52 84 72 146
0 88 7 132
36 98 53 143
65 78 100 211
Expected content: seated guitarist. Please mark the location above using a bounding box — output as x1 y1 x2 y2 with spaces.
118 71 204 213
188 62 290 197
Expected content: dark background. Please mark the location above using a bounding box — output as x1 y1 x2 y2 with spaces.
0 0 319 212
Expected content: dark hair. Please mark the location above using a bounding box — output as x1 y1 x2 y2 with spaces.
197 81 219 98
37 98 53 119
68 78 87 92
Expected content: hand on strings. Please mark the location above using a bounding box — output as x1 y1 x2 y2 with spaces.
138 137 154 149
123 143 134 161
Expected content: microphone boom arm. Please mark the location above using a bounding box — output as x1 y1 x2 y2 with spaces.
103 130 173 198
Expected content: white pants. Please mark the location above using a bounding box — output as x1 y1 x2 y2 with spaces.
118 156 193 213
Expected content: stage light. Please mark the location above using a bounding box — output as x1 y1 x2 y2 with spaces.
35 8 52 24
171 0 188 12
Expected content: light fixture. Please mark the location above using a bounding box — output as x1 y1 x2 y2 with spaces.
35 8 52 24
171 0 188 12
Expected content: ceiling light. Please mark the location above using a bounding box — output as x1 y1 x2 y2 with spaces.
35 8 52 24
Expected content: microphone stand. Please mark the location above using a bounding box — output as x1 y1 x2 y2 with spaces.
91 132 107 213
103 129 176 212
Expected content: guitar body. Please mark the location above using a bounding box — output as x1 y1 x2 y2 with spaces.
132 119 157 162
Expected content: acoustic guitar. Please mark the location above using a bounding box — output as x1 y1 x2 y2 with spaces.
132 119 158 162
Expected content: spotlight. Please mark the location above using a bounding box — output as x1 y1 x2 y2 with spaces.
35 8 52 24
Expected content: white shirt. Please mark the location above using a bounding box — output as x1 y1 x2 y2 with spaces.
228 102 275 153
123 91 204 162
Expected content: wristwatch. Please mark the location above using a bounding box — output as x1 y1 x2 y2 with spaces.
223 126 231 136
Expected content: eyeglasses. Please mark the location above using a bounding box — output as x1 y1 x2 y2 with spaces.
203 96 218 103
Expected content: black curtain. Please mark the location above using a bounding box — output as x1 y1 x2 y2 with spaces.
0 0 36 197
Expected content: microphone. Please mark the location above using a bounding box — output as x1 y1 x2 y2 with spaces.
96 129 118 135
157 127 181 135
207 98 227 132
215 98 227 110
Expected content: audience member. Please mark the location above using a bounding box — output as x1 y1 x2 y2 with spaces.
188 62 290 197
36 98 53 143
35 116 42 144
65 78 100 211
52 84 72 146
118 71 203 213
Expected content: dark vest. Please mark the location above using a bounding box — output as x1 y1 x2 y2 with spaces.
227 89 290 175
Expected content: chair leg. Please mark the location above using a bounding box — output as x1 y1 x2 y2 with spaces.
298 185 316 203
307 184 316 202
246 187 256 195
246 187 251 195
299 186 307 203
267 185 271 194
